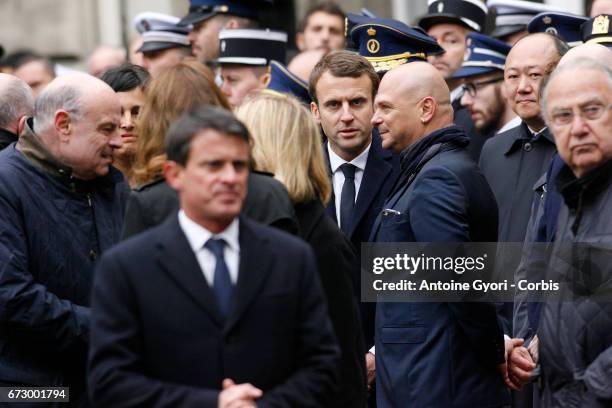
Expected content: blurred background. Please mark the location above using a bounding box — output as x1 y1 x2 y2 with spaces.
0 0 588 70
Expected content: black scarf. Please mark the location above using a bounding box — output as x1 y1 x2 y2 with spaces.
389 125 469 196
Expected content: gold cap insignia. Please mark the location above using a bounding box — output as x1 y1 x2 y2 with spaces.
367 39 380 54
367 27 376 36
543 16 552 25
592 15 610 35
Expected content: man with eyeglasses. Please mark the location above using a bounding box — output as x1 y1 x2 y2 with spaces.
453 32 516 160
522 57 612 407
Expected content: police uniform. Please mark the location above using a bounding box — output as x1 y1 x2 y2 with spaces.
581 14 612 48
217 28 287 67
266 61 311 105
133 12 191 54
488 0 564 42
452 32 511 160
178 0 260 26
527 11 588 47
347 14 443 74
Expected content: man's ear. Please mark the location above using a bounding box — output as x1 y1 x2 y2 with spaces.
16 116 28 136
295 32 306 51
163 160 184 191
54 111 72 142
258 71 271 88
420 97 437 124
310 101 321 123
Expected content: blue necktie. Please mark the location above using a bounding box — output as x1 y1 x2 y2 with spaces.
340 163 357 236
204 238 233 318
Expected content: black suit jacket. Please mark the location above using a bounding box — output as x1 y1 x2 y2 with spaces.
295 199 367 407
324 132 399 348
88 215 340 407
122 172 299 239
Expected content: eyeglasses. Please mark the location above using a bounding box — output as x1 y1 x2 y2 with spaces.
462 77 504 97
550 104 611 127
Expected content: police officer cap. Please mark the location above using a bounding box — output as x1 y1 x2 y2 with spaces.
581 14 612 48
266 61 310 105
453 32 511 79
179 0 267 26
134 12 191 53
487 0 563 39
349 14 443 73
417 0 488 33
216 29 287 66
528 11 588 47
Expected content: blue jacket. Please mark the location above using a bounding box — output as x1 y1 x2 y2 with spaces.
0 123 128 403
372 126 509 407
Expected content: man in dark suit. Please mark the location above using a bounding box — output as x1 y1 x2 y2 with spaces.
370 61 509 407
309 50 398 393
88 106 340 407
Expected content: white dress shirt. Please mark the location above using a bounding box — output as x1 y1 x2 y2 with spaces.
328 142 371 225
178 210 240 286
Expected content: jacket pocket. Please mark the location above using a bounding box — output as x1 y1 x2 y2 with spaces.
380 326 426 344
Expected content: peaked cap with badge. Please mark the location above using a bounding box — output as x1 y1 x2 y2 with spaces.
581 14 612 48
487 0 563 39
217 28 287 66
134 12 191 53
266 61 310 105
452 32 511 79
179 0 265 26
527 11 588 47
417 0 488 33
349 14 443 73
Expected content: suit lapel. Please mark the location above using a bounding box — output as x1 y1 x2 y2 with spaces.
224 218 276 333
349 135 393 238
155 215 223 327
323 141 338 223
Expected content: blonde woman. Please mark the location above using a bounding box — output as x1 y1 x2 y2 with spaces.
236 90 367 407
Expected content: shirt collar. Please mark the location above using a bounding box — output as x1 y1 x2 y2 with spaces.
327 141 371 173
178 210 240 253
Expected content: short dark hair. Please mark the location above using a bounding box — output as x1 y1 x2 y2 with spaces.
166 105 250 166
299 1 345 32
309 50 380 104
100 63 150 93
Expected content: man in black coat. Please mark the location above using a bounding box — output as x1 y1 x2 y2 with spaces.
88 106 340 407
309 50 398 394
0 73 129 407
370 61 509 408
0 73 33 150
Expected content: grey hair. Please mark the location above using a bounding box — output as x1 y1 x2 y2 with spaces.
0 76 34 129
542 58 612 121
33 85 82 133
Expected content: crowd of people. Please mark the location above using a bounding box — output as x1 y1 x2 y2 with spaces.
0 0 611 407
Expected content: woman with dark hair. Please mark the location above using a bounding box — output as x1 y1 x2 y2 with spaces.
101 63 150 182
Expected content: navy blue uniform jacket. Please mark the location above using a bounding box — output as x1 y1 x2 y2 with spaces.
371 129 509 407
88 215 341 408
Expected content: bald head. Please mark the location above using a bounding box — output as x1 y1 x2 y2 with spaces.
559 43 612 67
87 45 126 78
0 73 34 133
372 62 453 152
288 49 327 82
385 62 451 106
34 73 118 134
